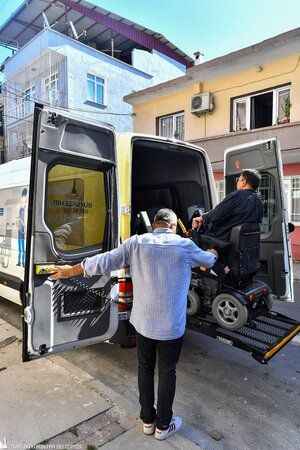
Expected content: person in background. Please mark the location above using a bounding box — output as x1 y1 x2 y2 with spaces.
50 208 218 441
17 188 27 267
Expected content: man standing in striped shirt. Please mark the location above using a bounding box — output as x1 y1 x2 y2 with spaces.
51 208 217 441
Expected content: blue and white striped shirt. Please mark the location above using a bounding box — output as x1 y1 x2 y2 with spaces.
83 228 217 340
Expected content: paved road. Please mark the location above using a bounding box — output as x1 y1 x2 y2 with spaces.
1 282 300 450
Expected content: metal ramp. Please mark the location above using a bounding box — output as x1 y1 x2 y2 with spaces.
188 311 300 364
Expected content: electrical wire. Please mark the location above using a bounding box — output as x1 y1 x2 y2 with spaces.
1 113 33 123
2 85 134 116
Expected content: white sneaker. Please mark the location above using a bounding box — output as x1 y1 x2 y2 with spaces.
143 422 155 435
155 416 182 440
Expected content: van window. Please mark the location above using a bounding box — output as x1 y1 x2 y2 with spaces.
45 164 107 252
259 173 276 234
226 172 276 234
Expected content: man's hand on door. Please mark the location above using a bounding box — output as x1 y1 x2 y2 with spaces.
49 264 83 280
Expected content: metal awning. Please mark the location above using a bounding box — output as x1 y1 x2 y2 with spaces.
0 0 194 68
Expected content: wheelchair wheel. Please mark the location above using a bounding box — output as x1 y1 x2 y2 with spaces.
187 288 201 316
212 293 248 330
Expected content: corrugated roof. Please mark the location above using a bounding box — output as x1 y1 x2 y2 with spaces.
0 0 194 67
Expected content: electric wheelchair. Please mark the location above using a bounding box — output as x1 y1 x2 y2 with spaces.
187 223 272 330
134 202 272 332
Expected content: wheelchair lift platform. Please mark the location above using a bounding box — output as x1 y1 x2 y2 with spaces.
188 310 300 364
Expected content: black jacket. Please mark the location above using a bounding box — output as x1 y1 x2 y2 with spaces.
202 189 263 241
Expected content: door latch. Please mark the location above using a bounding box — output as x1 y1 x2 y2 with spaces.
39 344 48 355
23 306 34 325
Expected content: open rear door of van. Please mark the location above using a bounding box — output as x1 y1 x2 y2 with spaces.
23 104 119 361
225 138 294 302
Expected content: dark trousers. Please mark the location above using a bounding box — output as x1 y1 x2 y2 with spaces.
136 332 183 430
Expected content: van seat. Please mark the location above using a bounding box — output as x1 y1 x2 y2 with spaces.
133 187 175 229
227 223 261 285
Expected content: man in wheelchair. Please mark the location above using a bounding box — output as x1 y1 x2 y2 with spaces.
191 169 263 242
187 169 271 331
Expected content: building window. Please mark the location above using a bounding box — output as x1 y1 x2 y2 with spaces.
284 176 300 224
15 87 35 119
215 179 225 203
276 88 291 125
46 164 107 252
158 112 184 140
0 108 4 133
291 177 300 223
234 99 248 131
215 175 277 233
8 131 18 150
232 85 291 131
22 86 35 116
87 74 105 105
258 173 276 233
45 73 59 105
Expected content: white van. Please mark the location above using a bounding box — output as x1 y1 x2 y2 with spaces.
0 104 297 364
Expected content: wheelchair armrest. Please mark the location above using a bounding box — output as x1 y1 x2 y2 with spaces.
191 232 232 252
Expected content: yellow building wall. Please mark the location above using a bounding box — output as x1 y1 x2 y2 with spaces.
133 53 300 141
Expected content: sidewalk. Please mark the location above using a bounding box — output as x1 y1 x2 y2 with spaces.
0 317 135 449
41 358 215 450
0 318 216 450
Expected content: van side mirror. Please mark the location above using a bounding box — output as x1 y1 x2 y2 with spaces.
288 222 295 233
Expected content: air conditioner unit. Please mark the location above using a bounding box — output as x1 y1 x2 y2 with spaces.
191 92 214 116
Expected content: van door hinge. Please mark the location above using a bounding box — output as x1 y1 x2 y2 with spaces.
121 205 131 215
23 306 34 325
39 344 48 355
